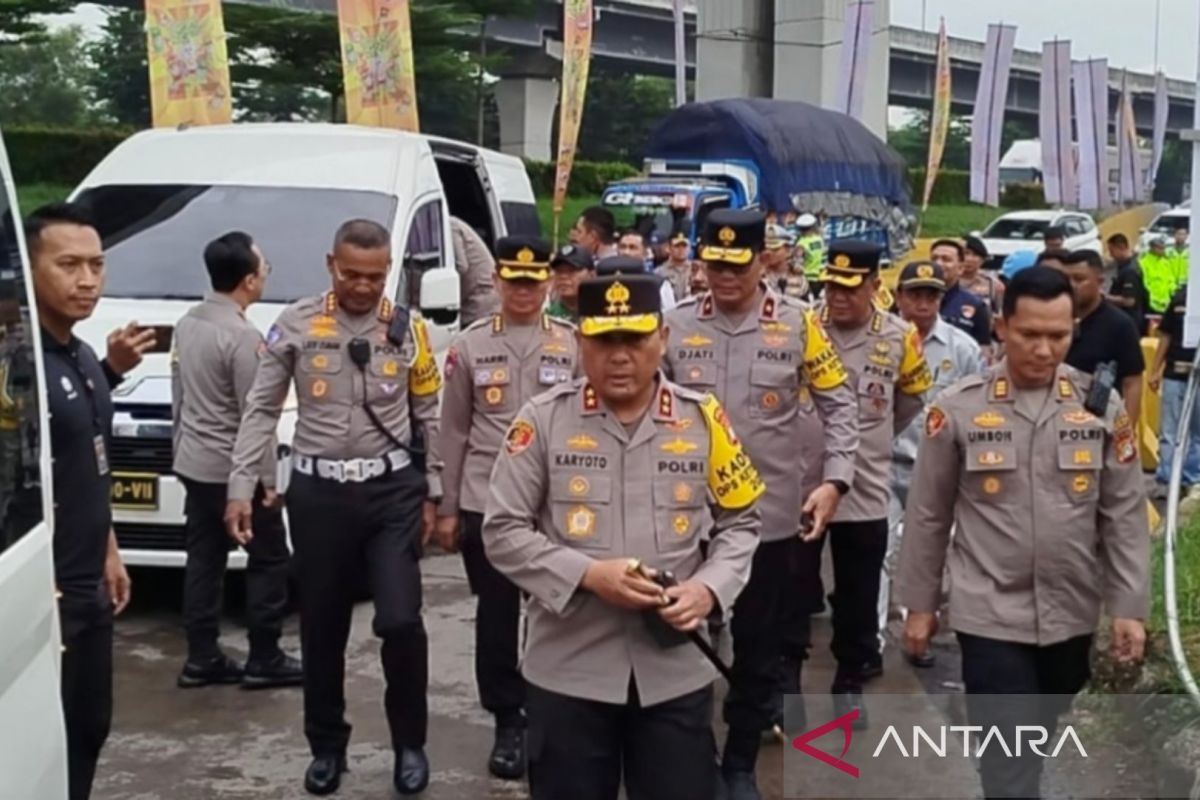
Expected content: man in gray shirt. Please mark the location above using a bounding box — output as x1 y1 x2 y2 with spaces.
172 232 301 689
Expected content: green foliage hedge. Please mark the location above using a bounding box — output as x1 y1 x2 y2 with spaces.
4 127 131 187
1000 182 1048 210
524 159 639 198
907 168 970 206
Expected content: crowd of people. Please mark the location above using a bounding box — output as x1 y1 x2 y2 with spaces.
33 197 1170 800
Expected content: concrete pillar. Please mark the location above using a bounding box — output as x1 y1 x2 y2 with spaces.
494 75 559 161
773 0 891 139
695 0 773 100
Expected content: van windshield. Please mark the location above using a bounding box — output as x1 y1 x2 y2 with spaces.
75 184 399 302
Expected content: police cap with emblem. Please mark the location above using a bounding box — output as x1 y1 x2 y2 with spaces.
495 236 552 281
577 274 661 337
669 230 690 245
550 244 594 272
897 260 947 292
698 209 766 266
765 224 794 250
821 239 884 288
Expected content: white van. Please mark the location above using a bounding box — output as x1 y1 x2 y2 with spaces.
67 123 539 569
0 133 70 795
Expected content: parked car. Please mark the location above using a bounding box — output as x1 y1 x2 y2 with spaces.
1139 206 1190 253
974 209 1102 271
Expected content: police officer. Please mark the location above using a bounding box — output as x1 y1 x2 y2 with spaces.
879 261 982 670
795 213 825 296
809 241 932 722
435 236 577 780
173 231 301 689
899 267 1149 799
763 223 808 301
450 216 500 328
931 238 992 352
655 231 694 302
226 219 442 796
547 244 595 323
663 209 859 800
484 273 763 800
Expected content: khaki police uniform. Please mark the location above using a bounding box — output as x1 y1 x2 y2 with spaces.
802 241 932 703
897 363 1149 798
663 208 860 781
484 274 762 800
656 259 693 302
229 290 442 760
437 236 578 749
451 216 500 327
172 293 289 668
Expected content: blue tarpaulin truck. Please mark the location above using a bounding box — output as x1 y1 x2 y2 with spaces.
602 98 914 256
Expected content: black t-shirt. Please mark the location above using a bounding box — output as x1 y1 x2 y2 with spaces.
1110 259 1146 334
1065 302 1146 387
42 329 115 622
1159 285 1196 382
940 283 992 346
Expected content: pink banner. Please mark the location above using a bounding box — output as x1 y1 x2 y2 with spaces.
1073 58 1109 210
835 1 875 121
1117 71 1144 204
1039 40 1076 207
1148 71 1168 196
969 24 1017 206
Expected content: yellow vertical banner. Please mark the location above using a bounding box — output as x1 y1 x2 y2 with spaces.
337 0 420 131
552 0 594 242
144 0 232 128
921 18 951 213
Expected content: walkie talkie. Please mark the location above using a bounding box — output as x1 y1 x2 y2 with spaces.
1085 360 1118 417
633 564 690 649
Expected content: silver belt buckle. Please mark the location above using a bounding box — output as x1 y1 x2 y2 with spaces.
343 459 363 483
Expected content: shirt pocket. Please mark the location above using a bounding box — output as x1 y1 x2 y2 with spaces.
856 374 894 422
1057 442 1103 503
963 443 1018 502
652 477 709 553
676 361 717 389
549 473 614 552
473 366 517 416
748 362 798 420
299 352 344 403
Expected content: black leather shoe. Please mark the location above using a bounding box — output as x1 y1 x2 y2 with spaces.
177 653 244 688
832 691 869 731
242 653 304 690
722 770 762 800
394 747 430 795
487 726 526 780
304 754 346 796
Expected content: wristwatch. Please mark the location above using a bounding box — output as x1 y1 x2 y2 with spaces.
825 479 850 496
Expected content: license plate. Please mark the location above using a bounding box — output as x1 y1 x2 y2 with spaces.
111 472 159 510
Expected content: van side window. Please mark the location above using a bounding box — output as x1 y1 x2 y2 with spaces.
0 204 43 557
401 201 445 308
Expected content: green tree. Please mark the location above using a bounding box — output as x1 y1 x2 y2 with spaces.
0 26 97 126
888 109 971 171
87 7 150 127
575 73 674 165
0 0 78 46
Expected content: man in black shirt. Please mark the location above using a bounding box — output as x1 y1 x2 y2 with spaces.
26 202 151 800
1149 285 1200 496
930 239 992 353
1057 249 1145 428
1106 233 1147 334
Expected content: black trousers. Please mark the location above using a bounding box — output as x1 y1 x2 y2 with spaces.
287 466 428 757
460 510 524 727
527 681 716 800
181 478 290 662
61 612 113 800
958 632 1093 800
792 519 889 691
724 537 806 735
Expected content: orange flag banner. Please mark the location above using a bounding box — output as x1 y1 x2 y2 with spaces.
337 0 420 131
552 0 594 242
145 0 232 128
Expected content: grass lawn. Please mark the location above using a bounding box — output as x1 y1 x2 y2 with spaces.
16 183 70 214
1144 514 1200 691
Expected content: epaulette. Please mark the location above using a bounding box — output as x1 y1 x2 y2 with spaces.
294 294 326 316
937 372 988 404
547 315 577 331
532 377 584 407
777 295 809 312
671 295 702 311
669 381 710 404
463 316 494 334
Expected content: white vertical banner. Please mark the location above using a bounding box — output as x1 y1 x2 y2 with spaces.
1039 39 1076 207
1148 71 1168 196
969 23 1017 206
1117 71 1144 204
835 0 875 120
672 0 686 107
1073 58 1110 210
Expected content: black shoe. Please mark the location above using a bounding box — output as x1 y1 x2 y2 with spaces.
722 770 762 800
832 691 869 731
862 654 884 681
242 653 304 690
304 754 346 796
394 747 430 795
177 653 244 688
487 726 526 780
904 650 937 669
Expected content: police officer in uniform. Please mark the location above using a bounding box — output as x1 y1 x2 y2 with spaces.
435 236 577 779
663 209 860 800
227 219 442 796
809 241 932 722
899 267 1148 799
484 273 763 800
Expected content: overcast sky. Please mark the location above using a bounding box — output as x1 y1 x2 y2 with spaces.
56 0 1200 81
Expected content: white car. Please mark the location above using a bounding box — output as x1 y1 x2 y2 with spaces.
1139 207 1189 253
975 210 1102 270
68 123 539 569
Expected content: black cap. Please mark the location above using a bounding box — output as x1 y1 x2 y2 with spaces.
1044 225 1066 241
550 244 594 272
897 261 947 292
595 255 647 276
495 236 551 281
669 230 690 245
820 240 884 288
698 209 766 265
964 235 988 259
577 274 662 337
